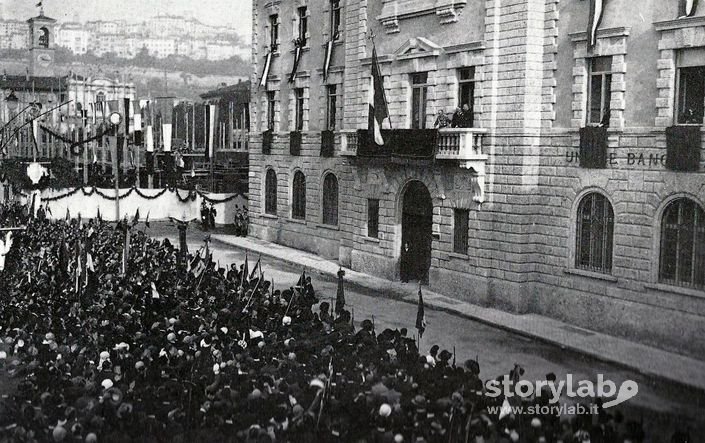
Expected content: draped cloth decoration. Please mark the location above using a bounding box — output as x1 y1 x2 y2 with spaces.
259 52 273 89
587 0 604 49
38 185 244 204
680 0 699 17
289 39 304 83
323 40 334 83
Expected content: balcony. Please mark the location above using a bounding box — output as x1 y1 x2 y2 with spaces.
320 130 335 157
262 130 273 155
665 126 701 172
290 131 302 156
340 127 488 202
340 128 487 163
436 128 488 170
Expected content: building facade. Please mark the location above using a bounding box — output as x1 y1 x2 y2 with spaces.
249 0 705 359
1 11 135 169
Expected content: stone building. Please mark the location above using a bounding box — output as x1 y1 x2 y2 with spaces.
0 10 135 166
249 0 705 358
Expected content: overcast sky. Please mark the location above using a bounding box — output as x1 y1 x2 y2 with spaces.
0 0 251 33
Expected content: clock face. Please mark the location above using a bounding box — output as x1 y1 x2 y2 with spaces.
37 53 52 67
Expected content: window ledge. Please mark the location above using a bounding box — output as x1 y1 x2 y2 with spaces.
644 283 705 299
261 213 278 220
563 268 618 283
363 236 380 243
288 217 307 225
448 252 469 260
315 222 339 231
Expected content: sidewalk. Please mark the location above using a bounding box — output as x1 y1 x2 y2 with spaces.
212 234 705 393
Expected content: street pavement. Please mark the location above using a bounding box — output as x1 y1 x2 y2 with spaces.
148 222 705 441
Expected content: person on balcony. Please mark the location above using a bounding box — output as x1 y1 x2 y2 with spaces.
450 107 463 128
433 109 451 128
460 103 474 128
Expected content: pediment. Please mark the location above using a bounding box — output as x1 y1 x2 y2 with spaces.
394 37 443 59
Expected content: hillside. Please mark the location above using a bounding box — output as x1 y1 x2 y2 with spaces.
1 51 249 101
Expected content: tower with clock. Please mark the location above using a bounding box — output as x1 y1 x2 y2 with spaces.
27 6 57 77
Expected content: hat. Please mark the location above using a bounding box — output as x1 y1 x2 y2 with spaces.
309 378 325 390
411 395 427 410
106 387 123 406
282 316 292 326
379 403 392 417
43 332 56 345
101 379 113 390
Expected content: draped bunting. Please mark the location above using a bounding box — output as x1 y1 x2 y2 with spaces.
665 125 701 172
579 126 608 168
587 0 604 49
34 185 244 204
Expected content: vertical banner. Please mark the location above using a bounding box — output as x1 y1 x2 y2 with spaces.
145 126 154 152
205 104 216 159
156 97 175 152
587 0 604 49
259 52 273 88
323 40 334 82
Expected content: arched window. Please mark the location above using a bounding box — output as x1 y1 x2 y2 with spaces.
659 198 705 289
292 171 306 220
322 173 338 225
38 27 49 48
265 169 277 215
576 192 614 273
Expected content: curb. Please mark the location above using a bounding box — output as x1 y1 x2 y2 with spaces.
210 236 705 396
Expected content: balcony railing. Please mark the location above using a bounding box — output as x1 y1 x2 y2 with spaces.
436 128 488 164
340 129 358 156
340 128 487 163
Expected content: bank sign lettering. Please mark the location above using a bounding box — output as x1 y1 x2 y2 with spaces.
566 151 667 167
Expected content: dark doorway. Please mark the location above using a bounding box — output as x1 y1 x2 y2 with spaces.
400 180 433 284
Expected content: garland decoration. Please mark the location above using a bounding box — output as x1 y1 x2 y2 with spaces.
37 185 244 204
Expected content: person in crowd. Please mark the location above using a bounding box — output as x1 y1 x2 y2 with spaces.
209 203 217 229
0 201 663 443
201 200 210 231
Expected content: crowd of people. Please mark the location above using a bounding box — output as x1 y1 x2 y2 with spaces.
0 201 665 442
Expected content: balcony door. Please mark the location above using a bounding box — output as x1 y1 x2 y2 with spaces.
400 180 433 284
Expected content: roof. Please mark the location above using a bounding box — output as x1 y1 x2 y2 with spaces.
199 80 250 102
0 75 67 92
27 14 57 24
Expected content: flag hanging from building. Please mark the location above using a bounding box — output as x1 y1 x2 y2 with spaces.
205 104 216 160
415 284 426 339
587 0 604 49
259 52 273 88
289 41 303 83
323 40 334 82
680 0 699 17
368 46 389 146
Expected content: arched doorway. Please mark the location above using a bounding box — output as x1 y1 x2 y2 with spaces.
400 180 433 284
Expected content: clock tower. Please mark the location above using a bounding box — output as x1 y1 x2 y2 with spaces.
27 9 57 77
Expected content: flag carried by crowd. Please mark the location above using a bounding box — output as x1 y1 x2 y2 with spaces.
0 200 651 442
